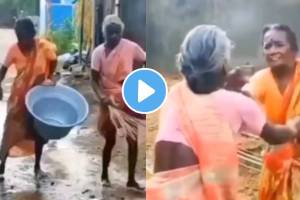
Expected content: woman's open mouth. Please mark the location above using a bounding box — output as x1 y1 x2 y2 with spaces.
269 54 282 62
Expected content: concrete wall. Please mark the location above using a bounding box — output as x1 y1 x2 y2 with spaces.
93 0 146 50
119 0 146 49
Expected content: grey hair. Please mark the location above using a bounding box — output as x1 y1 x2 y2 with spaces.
102 14 125 38
177 25 232 74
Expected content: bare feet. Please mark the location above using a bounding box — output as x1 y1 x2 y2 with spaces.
34 168 50 180
127 180 145 192
101 170 111 187
0 174 4 182
101 178 111 187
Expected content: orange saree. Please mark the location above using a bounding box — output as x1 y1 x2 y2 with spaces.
0 38 57 159
147 81 239 200
244 60 300 200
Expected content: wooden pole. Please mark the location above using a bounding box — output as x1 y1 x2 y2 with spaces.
79 0 85 65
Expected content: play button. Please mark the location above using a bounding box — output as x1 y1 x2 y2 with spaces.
138 80 155 103
122 68 167 114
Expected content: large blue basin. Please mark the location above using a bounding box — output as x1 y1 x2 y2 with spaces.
25 84 89 140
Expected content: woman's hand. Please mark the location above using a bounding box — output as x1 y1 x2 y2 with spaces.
224 67 249 92
41 79 56 86
110 96 124 108
287 117 300 138
100 95 111 106
101 95 124 109
109 107 138 140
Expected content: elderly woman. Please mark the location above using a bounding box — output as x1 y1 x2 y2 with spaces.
241 24 300 200
91 15 146 190
0 18 57 180
146 25 300 200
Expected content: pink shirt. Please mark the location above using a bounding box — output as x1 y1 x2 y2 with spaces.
91 39 146 97
156 89 266 146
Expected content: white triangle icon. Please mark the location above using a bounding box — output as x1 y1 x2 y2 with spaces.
138 80 155 103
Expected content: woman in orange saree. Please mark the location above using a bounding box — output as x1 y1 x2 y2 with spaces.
242 24 300 200
0 18 57 180
146 25 300 200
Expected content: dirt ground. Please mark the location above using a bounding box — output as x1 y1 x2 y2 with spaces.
146 74 264 200
0 29 146 200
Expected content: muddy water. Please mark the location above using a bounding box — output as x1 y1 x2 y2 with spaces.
0 75 146 200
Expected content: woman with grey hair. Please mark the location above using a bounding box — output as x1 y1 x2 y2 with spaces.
146 25 300 199
91 14 146 190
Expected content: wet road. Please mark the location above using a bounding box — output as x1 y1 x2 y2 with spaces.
0 125 146 200
0 29 146 200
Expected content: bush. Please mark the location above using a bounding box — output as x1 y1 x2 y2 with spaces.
47 20 77 55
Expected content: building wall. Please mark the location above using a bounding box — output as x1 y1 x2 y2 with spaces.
94 0 116 46
93 0 146 50
119 0 146 49
0 0 39 27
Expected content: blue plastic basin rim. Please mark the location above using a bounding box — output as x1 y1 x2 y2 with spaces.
25 84 89 128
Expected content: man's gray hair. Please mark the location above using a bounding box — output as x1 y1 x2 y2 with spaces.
177 25 232 74
102 14 125 38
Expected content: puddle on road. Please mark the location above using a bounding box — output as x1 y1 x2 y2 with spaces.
0 75 145 200
0 98 145 198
